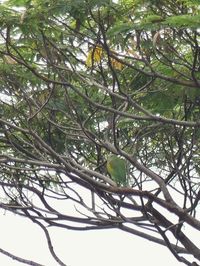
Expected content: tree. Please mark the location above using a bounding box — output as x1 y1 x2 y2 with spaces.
0 0 200 265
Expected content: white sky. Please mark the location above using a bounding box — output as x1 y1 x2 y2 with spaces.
0 210 186 266
0 173 197 266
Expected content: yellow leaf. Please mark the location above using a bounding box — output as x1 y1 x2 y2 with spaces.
111 58 124 70
36 89 49 104
86 46 103 67
4 55 18 65
86 50 93 67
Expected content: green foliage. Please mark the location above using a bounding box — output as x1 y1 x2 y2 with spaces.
0 0 199 207
166 14 200 28
107 22 133 36
6 0 30 7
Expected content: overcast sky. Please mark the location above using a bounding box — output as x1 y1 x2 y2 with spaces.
0 210 186 266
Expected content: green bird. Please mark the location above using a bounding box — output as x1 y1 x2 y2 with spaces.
106 155 127 186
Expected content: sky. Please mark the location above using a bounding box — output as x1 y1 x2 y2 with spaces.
0 180 196 266
0 210 186 266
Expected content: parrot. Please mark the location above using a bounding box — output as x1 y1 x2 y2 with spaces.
106 155 127 186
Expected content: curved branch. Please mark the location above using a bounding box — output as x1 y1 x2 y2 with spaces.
0 247 44 266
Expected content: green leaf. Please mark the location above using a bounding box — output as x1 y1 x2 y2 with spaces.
107 22 133 37
165 14 200 28
7 0 31 7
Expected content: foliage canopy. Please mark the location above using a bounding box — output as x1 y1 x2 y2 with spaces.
0 0 200 265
